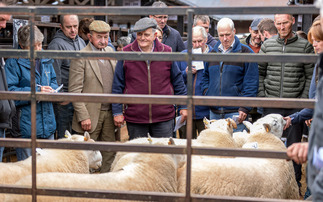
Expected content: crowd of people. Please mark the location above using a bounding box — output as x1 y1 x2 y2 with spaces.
1 0 323 199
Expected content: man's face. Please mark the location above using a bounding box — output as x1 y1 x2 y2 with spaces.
195 20 210 33
88 31 109 49
0 14 11 29
249 28 261 46
136 28 156 50
192 32 207 52
274 14 294 39
218 26 235 51
60 15 79 40
150 15 168 29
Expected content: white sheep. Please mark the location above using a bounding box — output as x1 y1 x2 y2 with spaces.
177 129 299 199
0 131 102 186
6 141 178 202
233 114 286 147
111 118 238 171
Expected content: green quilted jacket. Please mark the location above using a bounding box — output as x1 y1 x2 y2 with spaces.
258 33 314 98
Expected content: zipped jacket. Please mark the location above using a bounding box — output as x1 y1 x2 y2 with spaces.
258 33 314 98
201 36 259 113
5 57 58 138
112 39 187 124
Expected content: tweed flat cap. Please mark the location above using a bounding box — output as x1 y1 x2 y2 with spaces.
133 17 157 32
89 20 110 33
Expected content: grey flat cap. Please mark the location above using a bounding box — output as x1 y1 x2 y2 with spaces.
250 18 263 30
133 17 157 32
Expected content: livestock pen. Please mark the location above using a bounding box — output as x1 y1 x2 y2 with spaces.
0 4 318 202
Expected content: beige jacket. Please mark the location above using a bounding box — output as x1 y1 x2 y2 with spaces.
69 44 116 133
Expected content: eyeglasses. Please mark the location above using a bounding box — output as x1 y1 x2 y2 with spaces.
153 15 168 20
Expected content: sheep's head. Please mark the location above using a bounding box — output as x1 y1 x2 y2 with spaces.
244 114 285 139
207 118 237 136
83 132 102 170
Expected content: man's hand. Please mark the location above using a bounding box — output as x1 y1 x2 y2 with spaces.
305 118 312 127
185 66 197 75
238 111 247 123
40 86 54 93
179 109 188 123
81 119 91 131
114 115 125 127
286 142 308 165
283 116 292 130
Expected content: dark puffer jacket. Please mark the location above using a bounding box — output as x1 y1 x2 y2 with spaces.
258 33 314 98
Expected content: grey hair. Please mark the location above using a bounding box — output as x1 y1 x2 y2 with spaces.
152 1 167 7
316 0 323 16
18 25 44 48
151 28 157 34
193 15 210 26
60 15 79 26
117 36 131 47
217 17 235 31
192 26 207 39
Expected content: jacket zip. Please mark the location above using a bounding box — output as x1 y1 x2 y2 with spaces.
146 61 152 123
280 43 286 98
219 62 224 113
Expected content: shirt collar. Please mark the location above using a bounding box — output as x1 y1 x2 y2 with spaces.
218 38 235 53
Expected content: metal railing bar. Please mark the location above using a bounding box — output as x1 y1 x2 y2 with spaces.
0 139 289 159
0 6 318 15
0 92 315 109
0 186 303 202
0 50 317 64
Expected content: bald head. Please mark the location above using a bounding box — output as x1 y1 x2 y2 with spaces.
0 3 11 30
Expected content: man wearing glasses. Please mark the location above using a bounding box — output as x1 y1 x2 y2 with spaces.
149 1 185 52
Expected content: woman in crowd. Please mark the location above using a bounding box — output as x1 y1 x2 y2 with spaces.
286 18 323 199
5 25 58 161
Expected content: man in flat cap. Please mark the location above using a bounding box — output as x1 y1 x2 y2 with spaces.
69 20 117 173
112 17 187 140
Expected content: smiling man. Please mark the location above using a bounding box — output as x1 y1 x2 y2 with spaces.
258 13 314 190
240 18 263 53
47 15 86 139
112 17 187 140
69 20 116 173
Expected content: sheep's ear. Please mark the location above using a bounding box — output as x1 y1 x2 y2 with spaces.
227 118 237 129
168 137 175 145
65 130 72 139
243 121 252 130
84 131 91 141
203 117 210 129
263 123 271 132
147 133 153 144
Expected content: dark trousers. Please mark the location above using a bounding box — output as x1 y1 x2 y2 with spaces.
54 102 74 139
127 119 174 140
179 119 205 139
263 108 303 185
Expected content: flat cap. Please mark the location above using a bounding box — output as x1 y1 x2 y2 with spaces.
133 17 157 33
250 18 263 30
89 20 110 33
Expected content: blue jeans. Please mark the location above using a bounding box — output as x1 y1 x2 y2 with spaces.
54 102 74 139
16 133 55 161
0 129 5 162
127 119 174 140
209 111 246 132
